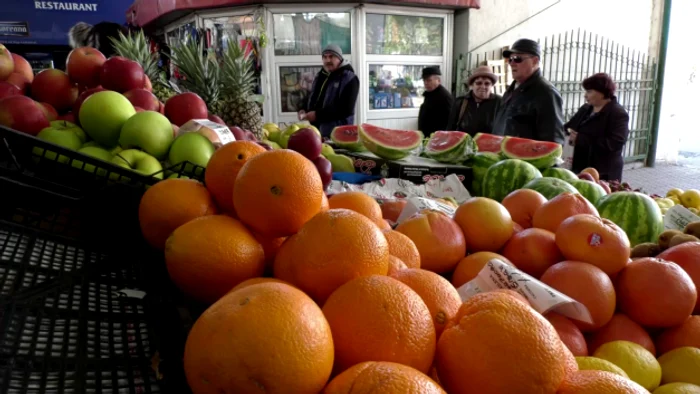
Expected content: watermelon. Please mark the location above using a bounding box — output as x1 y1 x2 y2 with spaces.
542 167 578 182
596 192 664 247
424 131 477 164
359 124 423 160
501 136 563 169
474 133 504 153
330 125 365 152
482 159 542 202
523 177 580 200
568 179 607 205
467 152 501 196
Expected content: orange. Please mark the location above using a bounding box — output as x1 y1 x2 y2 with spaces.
165 215 265 303
184 283 334 394
502 228 564 278
138 178 218 249
587 314 656 356
379 199 407 223
546 312 589 356
387 255 408 275
396 211 466 273
502 189 548 229
454 197 514 252
322 275 436 374
655 316 700 355
557 370 648 393
391 268 462 338
540 261 616 331
374 218 391 230
228 277 290 293
328 191 383 222
616 258 697 328
321 193 329 211
204 141 266 215
657 242 700 314
532 193 599 233
581 167 600 182
252 231 286 273
436 292 572 394
272 235 297 284
555 214 631 275
452 252 513 288
383 229 421 269
233 150 323 237
274 209 389 303
323 361 445 394
488 288 531 306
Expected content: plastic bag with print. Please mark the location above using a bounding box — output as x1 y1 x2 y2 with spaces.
327 174 471 203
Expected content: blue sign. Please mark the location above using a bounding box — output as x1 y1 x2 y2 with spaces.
0 0 134 46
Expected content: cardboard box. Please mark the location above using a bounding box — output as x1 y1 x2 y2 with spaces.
338 150 472 187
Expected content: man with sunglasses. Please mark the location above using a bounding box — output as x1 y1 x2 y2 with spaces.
492 39 565 145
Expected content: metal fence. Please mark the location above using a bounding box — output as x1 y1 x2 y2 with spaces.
455 29 658 163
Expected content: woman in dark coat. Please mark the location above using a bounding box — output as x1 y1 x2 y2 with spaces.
446 65 501 136
565 73 630 181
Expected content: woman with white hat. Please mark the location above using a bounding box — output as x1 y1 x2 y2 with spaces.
447 65 501 136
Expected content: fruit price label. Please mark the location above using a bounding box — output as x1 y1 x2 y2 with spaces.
664 205 700 231
457 259 594 324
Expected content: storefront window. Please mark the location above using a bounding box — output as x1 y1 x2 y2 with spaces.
273 13 351 56
202 15 256 58
279 66 319 113
166 22 197 50
366 14 443 56
368 64 437 110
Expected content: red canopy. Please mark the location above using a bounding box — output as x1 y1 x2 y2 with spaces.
127 0 481 27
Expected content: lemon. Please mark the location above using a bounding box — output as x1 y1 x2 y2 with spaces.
658 347 700 386
576 356 629 377
667 188 684 198
669 195 682 205
680 189 700 209
593 340 662 390
653 383 700 394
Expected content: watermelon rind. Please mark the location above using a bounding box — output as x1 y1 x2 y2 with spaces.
424 131 477 164
501 136 563 170
330 125 366 152
482 159 542 202
359 124 423 160
467 152 501 196
597 191 663 247
474 133 504 153
542 167 579 182
568 179 607 205
523 177 580 200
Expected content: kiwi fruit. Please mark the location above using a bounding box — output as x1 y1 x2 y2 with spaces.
659 229 684 250
683 221 700 239
669 234 700 249
630 242 662 258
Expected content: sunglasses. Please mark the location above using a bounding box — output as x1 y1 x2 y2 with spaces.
507 55 534 64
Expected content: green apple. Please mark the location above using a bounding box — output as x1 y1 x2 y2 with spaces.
168 132 215 174
119 111 174 159
111 149 163 179
327 153 355 173
34 123 84 163
321 143 335 157
79 91 136 147
81 141 101 148
262 140 281 149
167 173 191 180
49 120 87 143
73 146 113 175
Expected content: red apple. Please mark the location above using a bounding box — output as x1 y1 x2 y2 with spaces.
0 95 50 135
158 101 165 114
39 102 58 121
578 172 595 182
5 72 30 94
598 180 611 194
57 112 76 123
230 126 246 141
123 88 159 112
0 81 21 99
171 123 179 138
66 47 106 88
72 86 107 122
134 106 145 112
31 69 79 113
10 53 33 82
143 75 152 92
100 56 145 93
208 113 225 125
0 44 14 81
164 92 208 126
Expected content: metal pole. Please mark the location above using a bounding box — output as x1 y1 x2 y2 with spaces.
647 0 673 167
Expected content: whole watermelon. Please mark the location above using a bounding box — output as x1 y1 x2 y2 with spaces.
523 177 579 200
468 152 501 196
597 192 664 247
482 159 542 202
569 179 607 205
542 167 578 182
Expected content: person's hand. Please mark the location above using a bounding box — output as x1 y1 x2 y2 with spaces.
568 128 578 144
305 111 317 122
298 110 306 121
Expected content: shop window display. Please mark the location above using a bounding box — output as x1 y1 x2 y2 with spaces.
201 15 256 58
279 66 318 113
368 64 437 110
273 13 351 56
366 14 443 56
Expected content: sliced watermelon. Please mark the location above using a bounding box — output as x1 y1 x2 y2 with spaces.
474 133 504 153
423 131 477 164
501 136 563 170
330 125 366 152
359 123 423 160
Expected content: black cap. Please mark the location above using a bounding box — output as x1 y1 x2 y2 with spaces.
421 66 441 79
503 39 542 58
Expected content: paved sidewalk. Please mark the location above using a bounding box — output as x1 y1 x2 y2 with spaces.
623 163 700 196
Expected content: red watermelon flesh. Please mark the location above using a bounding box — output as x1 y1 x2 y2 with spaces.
331 125 358 143
359 123 424 160
427 131 467 152
474 133 504 153
501 136 563 170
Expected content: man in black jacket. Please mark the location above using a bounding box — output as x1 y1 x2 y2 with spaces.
418 67 454 136
300 44 359 138
492 39 565 145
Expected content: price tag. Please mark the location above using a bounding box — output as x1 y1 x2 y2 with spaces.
664 205 700 230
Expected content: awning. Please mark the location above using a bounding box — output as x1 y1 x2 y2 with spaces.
127 0 481 28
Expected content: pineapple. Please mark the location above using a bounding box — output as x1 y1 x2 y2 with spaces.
169 37 220 110
110 30 177 102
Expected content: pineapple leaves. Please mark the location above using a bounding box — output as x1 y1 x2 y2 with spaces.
169 37 220 108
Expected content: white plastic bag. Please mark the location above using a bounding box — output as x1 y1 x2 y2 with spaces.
561 134 575 170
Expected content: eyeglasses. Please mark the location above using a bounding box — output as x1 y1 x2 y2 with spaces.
473 81 492 87
508 55 533 64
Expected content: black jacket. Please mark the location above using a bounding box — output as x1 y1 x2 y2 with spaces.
305 62 360 138
419 85 454 136
564 98 630 182
492 69 565 145
446 92 501 136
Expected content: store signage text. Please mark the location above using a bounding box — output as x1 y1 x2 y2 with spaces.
34 1 98 12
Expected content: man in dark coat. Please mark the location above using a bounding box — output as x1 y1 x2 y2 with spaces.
492 39 566 145
300 44 360 138
418 67 454 136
